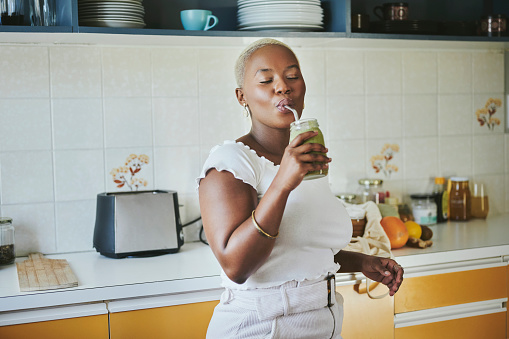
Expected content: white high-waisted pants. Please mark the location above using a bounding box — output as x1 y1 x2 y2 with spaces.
206 278 344 339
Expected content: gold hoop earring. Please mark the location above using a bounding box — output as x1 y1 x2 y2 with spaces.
243 103 251 117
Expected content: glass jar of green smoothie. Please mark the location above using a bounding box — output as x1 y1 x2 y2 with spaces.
289 118 328 180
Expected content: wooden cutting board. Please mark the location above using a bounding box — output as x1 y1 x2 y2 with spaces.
16 253 78 292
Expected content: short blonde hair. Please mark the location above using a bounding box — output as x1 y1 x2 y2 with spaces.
234 38 298 88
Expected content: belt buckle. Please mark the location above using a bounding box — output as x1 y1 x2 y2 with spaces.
326 274 335 307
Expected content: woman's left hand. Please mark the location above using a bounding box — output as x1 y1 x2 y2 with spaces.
361 256 404 296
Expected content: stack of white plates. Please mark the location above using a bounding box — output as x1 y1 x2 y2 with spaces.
78 0 146 29
237 0 323 31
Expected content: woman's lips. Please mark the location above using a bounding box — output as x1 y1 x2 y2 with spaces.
276 98 294 112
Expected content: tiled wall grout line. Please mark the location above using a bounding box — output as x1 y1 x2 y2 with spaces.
48 46 58 253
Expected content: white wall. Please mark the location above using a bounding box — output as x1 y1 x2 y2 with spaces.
0 43 507 255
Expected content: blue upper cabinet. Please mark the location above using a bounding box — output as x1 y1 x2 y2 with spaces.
1 0 509 42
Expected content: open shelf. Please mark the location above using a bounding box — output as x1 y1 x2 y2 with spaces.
1 0 509 47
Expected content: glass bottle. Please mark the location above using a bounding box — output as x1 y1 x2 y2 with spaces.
0 217 15 265
449 177 471 221
290 118 328 180
432 177 448 223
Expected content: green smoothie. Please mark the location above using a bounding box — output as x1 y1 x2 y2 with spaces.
289 118 328 180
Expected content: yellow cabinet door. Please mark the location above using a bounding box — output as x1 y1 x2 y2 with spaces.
0 314 109 339
395 312 506 339
110 300 219 339
395 266 507 314
337 282 394 339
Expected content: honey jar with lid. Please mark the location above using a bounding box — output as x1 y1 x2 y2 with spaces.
449 177 471 221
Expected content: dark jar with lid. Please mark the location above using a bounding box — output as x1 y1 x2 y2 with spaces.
0 217 15 265
480 14 507 37
449 177 471 221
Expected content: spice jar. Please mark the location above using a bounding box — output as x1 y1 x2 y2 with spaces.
410 194 437 226
449 177 471 221
358 179 383 203
0 217 15 265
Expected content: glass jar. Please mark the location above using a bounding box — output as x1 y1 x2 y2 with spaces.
358 179 383 203
0 217 15 265
336 193 357 204
410 194 437 226
289 118 328 180
449 177 471 221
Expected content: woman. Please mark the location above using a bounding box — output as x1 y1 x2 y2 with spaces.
197 38 403 338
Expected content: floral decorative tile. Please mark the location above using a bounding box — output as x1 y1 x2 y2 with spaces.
475 97 502 131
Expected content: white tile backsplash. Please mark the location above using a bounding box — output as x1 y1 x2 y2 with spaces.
438 52 472 94
198 47 241 96
295 49 325 97
50 46 102 98
55 200 96 252
403 95 438 138
0 46 50 98
473 134 505 175
326 50 365 96
3 202 56 256
153 146 201 194
0 99 52 151
439 136 473 177
366 95 402 139
1 151 54 204
198 95 247 146
0 43 508 255
102 47 152 97
366 51 402 95
105 147 154 192
438 94 473 136
52 98 104 150
402 51 437 94
54 150 105 201
104 97 153 148
472 94 505 135
472 51 504 94
152 47 199 98
403 137 439 179
153 97 199 147
327 95 365 141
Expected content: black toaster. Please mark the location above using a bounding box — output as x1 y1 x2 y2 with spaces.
93 190 184 258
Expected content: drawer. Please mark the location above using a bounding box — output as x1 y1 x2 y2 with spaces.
395 266 507 313
395 311 506 339
337 282 394 339
110 300 219 339
0 314 109 339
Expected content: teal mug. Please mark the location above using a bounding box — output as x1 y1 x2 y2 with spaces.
180 9 218 31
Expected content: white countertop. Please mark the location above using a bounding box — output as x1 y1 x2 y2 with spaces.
1 214 508 314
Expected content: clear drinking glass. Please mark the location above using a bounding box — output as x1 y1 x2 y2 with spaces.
0 0 25 25
471 182 489 219
29 0 56 26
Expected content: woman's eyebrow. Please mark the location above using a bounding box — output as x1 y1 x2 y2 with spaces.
255 64 300 75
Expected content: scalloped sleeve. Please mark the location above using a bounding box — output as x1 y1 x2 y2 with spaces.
196 141 261 191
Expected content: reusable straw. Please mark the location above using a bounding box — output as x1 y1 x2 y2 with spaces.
285 105 299 122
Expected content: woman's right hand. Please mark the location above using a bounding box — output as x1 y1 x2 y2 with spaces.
275 130 331 192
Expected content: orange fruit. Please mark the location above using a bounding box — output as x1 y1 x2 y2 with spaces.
380 216 409 249
404 221 422 239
